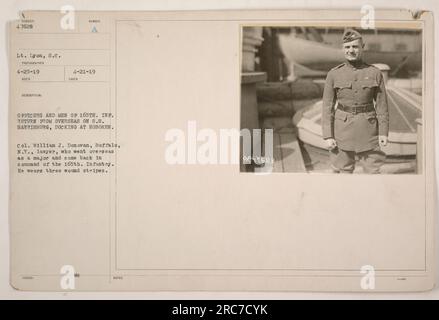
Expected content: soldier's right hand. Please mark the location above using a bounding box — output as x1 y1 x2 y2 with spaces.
325 138 337 150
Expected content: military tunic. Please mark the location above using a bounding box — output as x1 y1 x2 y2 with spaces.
322 61 389 153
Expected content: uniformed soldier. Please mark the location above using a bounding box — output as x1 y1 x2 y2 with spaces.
322 28 389 174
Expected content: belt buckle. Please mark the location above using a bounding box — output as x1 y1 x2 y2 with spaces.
352 108 357 115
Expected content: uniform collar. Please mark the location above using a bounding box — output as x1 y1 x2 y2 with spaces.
345 60 367 69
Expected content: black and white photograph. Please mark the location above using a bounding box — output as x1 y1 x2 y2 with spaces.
2 6 437 297
240 25 423 174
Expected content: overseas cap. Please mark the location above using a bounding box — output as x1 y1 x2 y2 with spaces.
342 29 362 43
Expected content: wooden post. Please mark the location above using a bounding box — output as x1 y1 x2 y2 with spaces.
242 27 264 72
240 72 267 172
416 118 423 174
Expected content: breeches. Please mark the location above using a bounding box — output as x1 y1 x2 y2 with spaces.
329 147 386 174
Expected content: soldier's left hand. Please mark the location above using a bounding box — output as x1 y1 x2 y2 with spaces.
379 135 388 147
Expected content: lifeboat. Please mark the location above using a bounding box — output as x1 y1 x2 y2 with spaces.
278 28 422 76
